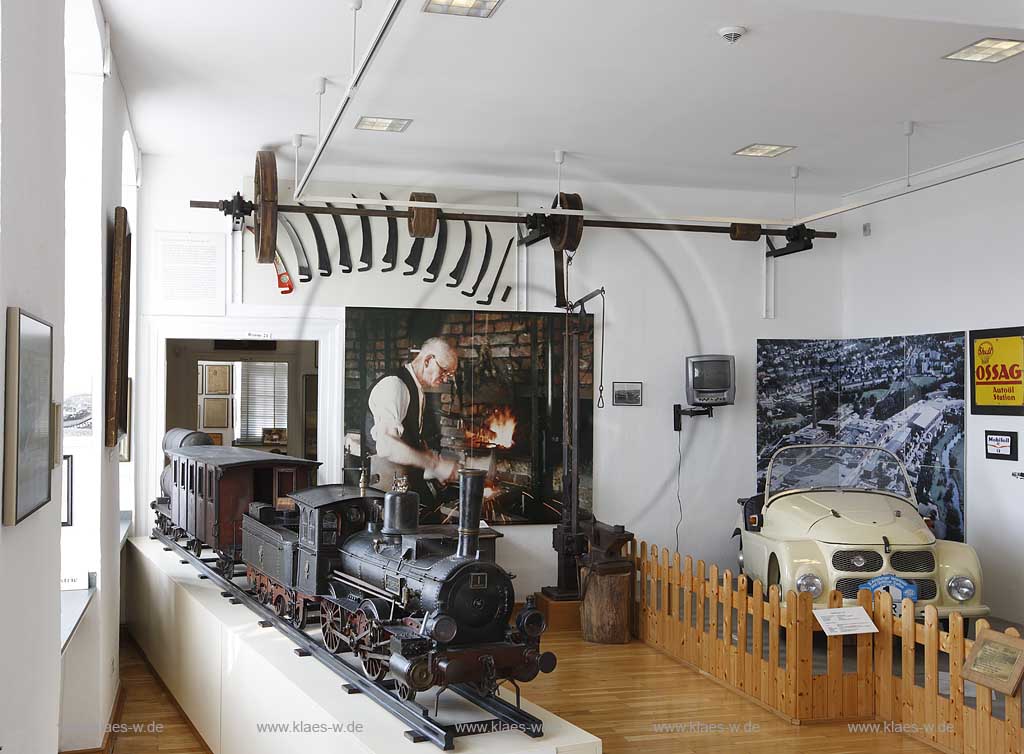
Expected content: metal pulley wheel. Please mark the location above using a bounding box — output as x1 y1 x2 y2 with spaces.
548 192 584 252
408 192 439 238
253 150 278 264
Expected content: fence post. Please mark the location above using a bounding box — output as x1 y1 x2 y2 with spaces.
708 564 720 678
873 590 894 722
901 599 916 725
696 560 707 672
682 556 694 664
1006 627 1022 754
796 591 814 720
948 612 965 754
736 574 748 694
629 538 638 637
827 590 844 719
722 569 733 683
639 541 648 642
768 585 780 710
671 551 681 660
975 618 993 754
784 589 797 717
924 605 939 744
856 589 875 718
752 580 764 703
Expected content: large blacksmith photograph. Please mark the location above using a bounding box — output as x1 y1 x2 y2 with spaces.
345 306 594 525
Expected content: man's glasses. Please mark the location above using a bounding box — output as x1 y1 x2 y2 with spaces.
434 358 456 383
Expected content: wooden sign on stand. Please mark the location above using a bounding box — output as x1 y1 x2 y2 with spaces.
962 628 1024 696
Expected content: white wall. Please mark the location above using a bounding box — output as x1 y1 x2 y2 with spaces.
0 1 66 752
135 153 841 597
58 0 137 747
838 157 1024 623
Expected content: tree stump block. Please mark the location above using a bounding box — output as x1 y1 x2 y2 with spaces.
580 567 632 644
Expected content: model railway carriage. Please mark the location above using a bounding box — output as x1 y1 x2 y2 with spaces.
241 470 556 702
152 429 320 575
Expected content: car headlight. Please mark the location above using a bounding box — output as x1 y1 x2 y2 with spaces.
795 573 824 599
947 576 975 602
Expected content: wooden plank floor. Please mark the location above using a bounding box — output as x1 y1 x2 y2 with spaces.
113 634 211 753
525 631 939 754
111 631 939 754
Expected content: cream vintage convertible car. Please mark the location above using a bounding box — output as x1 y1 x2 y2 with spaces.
736 445 988 620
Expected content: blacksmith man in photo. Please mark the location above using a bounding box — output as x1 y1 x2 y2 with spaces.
364 337 459 504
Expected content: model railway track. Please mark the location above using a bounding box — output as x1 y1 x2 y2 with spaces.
151 528 544 750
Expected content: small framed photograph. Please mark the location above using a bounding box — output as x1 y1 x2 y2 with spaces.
985 430 1018 461
4 307 54 526
207 432 224 446
262 428 287 446
612 381 643 407
61 455 73 527
205 364 232 395
203 397 230 428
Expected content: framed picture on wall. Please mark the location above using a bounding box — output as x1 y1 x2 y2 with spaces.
203 397 230 428
612 381 643 406
969 327 1024 416
118 379 132 462
197 365 203 394
104 206 132 448
206 432 224 446
205 364 231 395
61 455 73 527
4 307 54 526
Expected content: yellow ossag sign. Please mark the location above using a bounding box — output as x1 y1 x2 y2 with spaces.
974 336 1024 407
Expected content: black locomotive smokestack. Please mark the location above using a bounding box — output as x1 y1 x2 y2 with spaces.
456 468 486 559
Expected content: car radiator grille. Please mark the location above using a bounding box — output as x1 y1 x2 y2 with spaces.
835 578 937 601
832 550 884 572
890 550 935 573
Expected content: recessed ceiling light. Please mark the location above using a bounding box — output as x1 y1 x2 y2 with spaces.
944 38 1024 63
355 116 413 133
423 0 503 18
734 143 796 158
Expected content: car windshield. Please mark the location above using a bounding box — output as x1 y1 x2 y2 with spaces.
766 445 913 502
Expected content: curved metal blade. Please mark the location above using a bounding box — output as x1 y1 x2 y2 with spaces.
279 215 312 282
355 194 372 271
463 226 493 298
381 193 398 272
423 214 448 282
298 202 331 276
404 238 425 276
477 235 513 305
446 220 472 288
324 202 352 273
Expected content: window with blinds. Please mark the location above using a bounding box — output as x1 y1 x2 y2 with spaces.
239 362 288 443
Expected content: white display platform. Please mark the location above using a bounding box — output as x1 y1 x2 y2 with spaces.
126 537 601 754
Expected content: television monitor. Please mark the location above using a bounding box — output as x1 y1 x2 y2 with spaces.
685 354 735 406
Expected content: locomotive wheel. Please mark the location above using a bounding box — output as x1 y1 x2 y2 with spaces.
190 539 203 557
320 601 345 654
273 595 287 618
257 582 270 605
253 150 278 265
361 655 387 682
291 598 308 630
218 558 235 579
396 682 416 702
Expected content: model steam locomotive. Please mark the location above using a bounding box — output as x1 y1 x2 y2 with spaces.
153 429 556 703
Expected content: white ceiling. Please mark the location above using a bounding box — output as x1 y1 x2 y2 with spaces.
104 0 1024 195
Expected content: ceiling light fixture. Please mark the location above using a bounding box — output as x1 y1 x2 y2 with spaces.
734 143 796 158
423 0 503 18
355 116 413 132
944 38 1024 63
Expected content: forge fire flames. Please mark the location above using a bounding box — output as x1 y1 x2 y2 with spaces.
465 406 517 449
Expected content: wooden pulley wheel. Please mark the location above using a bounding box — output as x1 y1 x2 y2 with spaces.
408 192 439 238
729 222 762 242
253 150 278 264
548 192 584 252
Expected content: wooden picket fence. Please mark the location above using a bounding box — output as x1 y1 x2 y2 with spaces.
631 540 1024 754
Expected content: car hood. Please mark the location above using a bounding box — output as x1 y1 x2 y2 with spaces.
773 490 935 546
